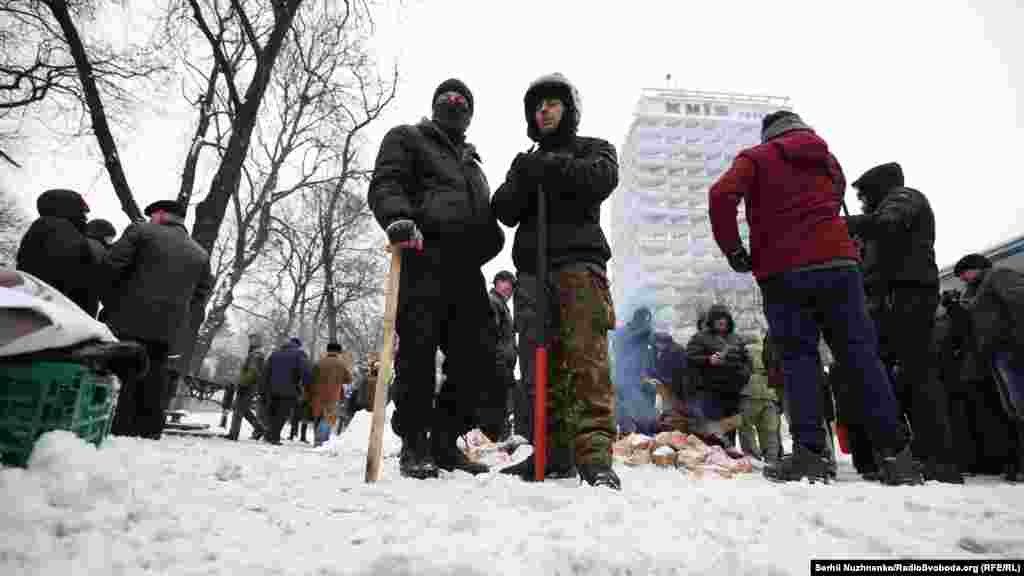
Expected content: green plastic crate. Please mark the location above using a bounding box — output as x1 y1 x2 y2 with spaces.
0 361 120 468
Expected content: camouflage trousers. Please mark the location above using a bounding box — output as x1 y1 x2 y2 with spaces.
515 266 617 467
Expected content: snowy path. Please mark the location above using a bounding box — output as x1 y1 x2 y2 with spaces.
2 409 1022 576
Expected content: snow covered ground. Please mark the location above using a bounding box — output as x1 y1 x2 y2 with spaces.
2 407 1022 576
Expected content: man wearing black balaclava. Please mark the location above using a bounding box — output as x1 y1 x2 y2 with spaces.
846 163 962 484
368 78 505 479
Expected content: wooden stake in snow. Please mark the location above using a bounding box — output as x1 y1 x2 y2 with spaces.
365 245 401 483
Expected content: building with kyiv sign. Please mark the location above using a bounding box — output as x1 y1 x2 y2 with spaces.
610 88 791 343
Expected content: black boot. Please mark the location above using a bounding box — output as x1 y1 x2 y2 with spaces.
500 444 577 481
924 461 964 484
399 432 439 480
763 444 830 484
877 444 924 486
433 431 489 475
578 462 622 490
299 421 309 444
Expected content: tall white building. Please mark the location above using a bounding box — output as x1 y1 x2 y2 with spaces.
611 89 791 344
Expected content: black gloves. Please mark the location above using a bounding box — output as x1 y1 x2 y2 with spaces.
726 245 752 273
513 151 567 189
844 213 872 237
385 219 423 247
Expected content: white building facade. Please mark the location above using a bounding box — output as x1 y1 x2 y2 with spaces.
610 89 791 344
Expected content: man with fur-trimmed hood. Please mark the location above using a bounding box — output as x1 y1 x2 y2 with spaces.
685 304 751 431
368 78 505 479
491 73 621 489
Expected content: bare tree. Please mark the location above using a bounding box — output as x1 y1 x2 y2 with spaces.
0 0 168 209
182 1 395 371
0 186 30 266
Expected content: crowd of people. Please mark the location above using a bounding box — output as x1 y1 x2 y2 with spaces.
10 75 1021 490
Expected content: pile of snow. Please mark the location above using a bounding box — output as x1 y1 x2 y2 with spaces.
3 405 1024 575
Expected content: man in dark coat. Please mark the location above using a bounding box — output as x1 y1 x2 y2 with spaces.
488 270 519 440
261 337 310 445
84 218 117 318
685 304 751 432
16 188 95 313
954 254 1024 481
105 199 213 440
368 78 504 479
846 162 961 483
227 333 267 441
709 111 919 485
492 73 621 489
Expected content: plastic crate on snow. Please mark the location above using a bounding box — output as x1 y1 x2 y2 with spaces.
0 361 120 468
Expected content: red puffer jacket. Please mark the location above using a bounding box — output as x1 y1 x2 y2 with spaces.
709 130 859 280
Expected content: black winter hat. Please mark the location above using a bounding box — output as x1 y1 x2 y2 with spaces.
493 270 516 285
144 200 187 218
37 188 89 219
86 219 116 239
433 78 473 113
327 341 342 352
953 253 993 276
852 162 904 192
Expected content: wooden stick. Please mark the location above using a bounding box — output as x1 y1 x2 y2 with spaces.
365 245 401 483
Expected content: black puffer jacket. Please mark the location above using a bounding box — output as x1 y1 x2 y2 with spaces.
848 162 937 289
16 189 96 313
491 73 618 274
368 119 503 267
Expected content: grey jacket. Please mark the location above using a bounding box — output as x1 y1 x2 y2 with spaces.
103 221 212 347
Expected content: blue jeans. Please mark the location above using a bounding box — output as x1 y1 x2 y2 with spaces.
760 266 904 454
993 352 1024 421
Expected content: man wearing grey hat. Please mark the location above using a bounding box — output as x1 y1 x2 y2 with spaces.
105 199 213 440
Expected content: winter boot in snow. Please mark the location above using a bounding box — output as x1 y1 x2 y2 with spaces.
500 444 577 481
432 430 489 475
763 444 830 484
399 431 439 480
578 462 622 491
877 444 924 486
923 460 964 484
299 421 309 444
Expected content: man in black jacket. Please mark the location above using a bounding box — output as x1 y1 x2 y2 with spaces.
105 200 213 440
368 78 504 479
685 304 751 439
16 188 95 313
492 73 621 489
846 162 961 483
488 270 518 440
954 253 1024 481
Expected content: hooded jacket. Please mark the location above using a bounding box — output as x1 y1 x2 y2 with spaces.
16 189 96 313
491 73 618 274
847 162 937 288
368 118 503 267
685 305 752 394
709 129 859 280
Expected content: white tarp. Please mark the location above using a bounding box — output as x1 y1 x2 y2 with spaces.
0 269 117 357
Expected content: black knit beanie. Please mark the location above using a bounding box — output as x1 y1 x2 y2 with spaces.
953 254 993 276
433 78 473 113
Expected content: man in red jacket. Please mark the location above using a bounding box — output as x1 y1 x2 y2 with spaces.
708 111 920 485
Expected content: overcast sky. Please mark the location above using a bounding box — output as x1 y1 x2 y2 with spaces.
3 0 1021 297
